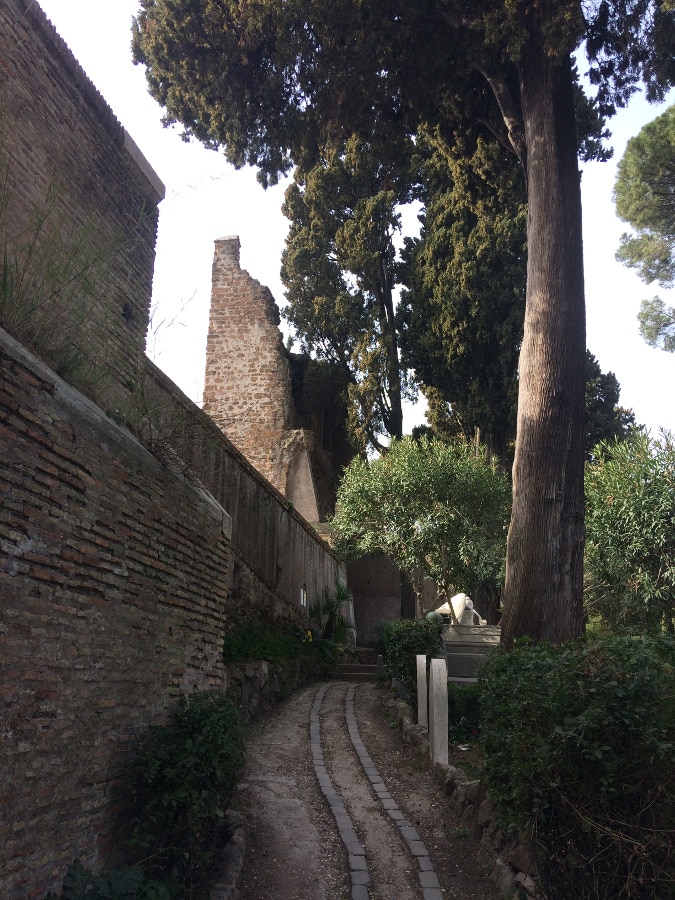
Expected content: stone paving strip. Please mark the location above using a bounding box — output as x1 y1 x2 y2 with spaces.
311 684 372 900
311 682 445 900
345 685 445 900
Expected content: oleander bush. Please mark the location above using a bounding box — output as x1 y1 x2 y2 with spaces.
585 431 675 633
480 632 675 899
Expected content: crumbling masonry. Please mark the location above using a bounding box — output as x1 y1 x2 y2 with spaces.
203 236 352 523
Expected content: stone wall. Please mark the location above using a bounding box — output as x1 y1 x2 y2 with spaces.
204 236 296 491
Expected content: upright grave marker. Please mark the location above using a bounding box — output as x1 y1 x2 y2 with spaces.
428 658 448 765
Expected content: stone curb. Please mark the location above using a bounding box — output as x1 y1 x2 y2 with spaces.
311 684 373 899
210 811 246 900
345 685 444 900
384 692 540 899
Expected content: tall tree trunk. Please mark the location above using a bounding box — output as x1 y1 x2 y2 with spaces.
500 43 586 645
377 258 404 440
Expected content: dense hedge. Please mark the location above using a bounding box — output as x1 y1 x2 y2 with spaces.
382 618 444 694
480 632 675 899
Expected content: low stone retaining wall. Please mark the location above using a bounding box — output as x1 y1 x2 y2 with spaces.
385 696 539 899
225 655 330 721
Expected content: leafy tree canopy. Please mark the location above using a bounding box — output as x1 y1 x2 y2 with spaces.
330 435 511 615
637 295 675 350
614 103 675 352
132 0 675 644
281 134 417 452
615 104 675 286
132 0 674 183
585 430 675 632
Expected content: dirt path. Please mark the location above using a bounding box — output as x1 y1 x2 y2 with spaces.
234 681 499 900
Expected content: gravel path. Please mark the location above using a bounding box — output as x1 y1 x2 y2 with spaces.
235 681 499 900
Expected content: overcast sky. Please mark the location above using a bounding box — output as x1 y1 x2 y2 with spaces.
37 0 675 435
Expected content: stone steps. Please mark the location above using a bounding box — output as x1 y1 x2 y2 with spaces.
331 662 382 683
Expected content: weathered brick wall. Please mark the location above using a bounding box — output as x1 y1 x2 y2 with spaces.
0 332 233 897
0 332 344 898
137 359 345 625
0 3 346 896
204 236 301 491
0 0 162 406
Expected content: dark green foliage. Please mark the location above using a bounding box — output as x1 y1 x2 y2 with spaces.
309 581 352 643
399 129 526 462
45 860 174 900
585 431 675 632
128 692 245 896
447 682 481 745
282 135 416 452
584 351 635 454
382 619 444 694
222 619 339 666
480 633 675 899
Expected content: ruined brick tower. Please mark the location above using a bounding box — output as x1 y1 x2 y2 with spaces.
203 236 350 523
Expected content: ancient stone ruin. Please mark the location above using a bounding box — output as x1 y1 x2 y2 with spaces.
204 235 353 524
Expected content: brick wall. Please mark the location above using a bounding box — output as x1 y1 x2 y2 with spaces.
0 332 233 896
0 0 162 407
203 236 353 522
0 3 345 895
137 359 345 627
203 236 300 490
0 330 344 897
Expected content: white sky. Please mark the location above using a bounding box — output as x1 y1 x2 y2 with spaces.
37 0 675 435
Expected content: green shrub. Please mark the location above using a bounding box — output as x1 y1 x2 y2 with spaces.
447 681 481 744
309 580 353 642
382 618 444 693
222 619 340 667
480 632 675 899
222 620 304 664
127 691 245 897
45 860 174 900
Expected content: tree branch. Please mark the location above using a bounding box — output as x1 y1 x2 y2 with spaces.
474 63 527 174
